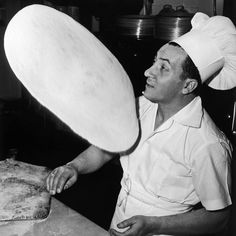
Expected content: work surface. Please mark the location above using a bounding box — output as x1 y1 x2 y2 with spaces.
0 197 109 236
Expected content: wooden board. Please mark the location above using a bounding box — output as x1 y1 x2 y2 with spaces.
0 159 51 221
0 198 109 236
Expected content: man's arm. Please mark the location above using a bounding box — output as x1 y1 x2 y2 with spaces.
67 145 115 174
153 206 231 235
110 206 231 236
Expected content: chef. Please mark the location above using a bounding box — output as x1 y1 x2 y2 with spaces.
46 12 236 236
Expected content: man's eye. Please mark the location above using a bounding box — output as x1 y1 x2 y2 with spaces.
161 65 168 71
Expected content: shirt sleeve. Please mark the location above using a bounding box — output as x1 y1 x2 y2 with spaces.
191 141 232 211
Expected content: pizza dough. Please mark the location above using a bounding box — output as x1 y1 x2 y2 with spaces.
4 4 139 152
0 159 51 221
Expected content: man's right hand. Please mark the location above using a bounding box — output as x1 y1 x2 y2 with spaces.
46 163 78 195
45 145 114 195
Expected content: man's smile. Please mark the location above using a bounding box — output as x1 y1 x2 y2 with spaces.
146 78 156 88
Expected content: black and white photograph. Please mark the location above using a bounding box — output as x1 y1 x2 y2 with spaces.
0 0 235 235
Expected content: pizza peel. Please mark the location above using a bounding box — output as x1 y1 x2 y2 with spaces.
0 159 51 221
4 4 139 153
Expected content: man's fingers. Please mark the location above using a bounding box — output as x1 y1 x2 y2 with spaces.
48 166 66 194
46 173 51 191
46 165 77 195
117 218 134 229
56 170 74 193
52 166 70 193
47 168 58 194
50 168 61 194
63 175 76 190
109 218 135 236
109 229 124 236
109 227 132 236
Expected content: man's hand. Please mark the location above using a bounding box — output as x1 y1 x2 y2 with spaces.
109 215 155 236
46 163 78 195
45 145 114 195
110 207 231 236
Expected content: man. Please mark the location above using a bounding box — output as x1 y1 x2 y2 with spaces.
46 13 236 235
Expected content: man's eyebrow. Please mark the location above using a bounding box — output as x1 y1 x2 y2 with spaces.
159 58 170 64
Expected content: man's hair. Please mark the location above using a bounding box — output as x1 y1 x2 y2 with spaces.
168 42 202 94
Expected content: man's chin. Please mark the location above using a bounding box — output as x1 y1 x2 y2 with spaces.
142 89 158 103
142 90 152 100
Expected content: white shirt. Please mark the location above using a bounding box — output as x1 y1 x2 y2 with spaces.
110 96 232 235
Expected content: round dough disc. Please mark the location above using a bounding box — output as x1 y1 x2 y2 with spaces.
4 4 139 152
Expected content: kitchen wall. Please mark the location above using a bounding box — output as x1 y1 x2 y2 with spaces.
152 0 224 16
0 0 22 100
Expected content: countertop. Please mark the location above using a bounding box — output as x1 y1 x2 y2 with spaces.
0 197 109 236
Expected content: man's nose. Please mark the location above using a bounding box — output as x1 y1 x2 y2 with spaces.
144 65 154 77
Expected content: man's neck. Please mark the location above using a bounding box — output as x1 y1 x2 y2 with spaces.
154 95 196 130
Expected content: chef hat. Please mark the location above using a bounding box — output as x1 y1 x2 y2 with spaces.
173 12 236 90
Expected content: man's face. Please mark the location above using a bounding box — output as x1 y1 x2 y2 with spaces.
143 44 188 104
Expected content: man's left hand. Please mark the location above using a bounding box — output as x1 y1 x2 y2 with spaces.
109 215 154 236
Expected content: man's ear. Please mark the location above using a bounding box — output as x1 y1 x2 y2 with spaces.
182 78 198 94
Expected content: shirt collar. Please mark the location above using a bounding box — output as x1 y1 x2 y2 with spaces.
172 96 203 128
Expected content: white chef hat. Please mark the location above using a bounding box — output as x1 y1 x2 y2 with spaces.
173 12 236 90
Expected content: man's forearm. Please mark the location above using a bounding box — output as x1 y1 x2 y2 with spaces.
150 206 231 235
68 145 115 174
